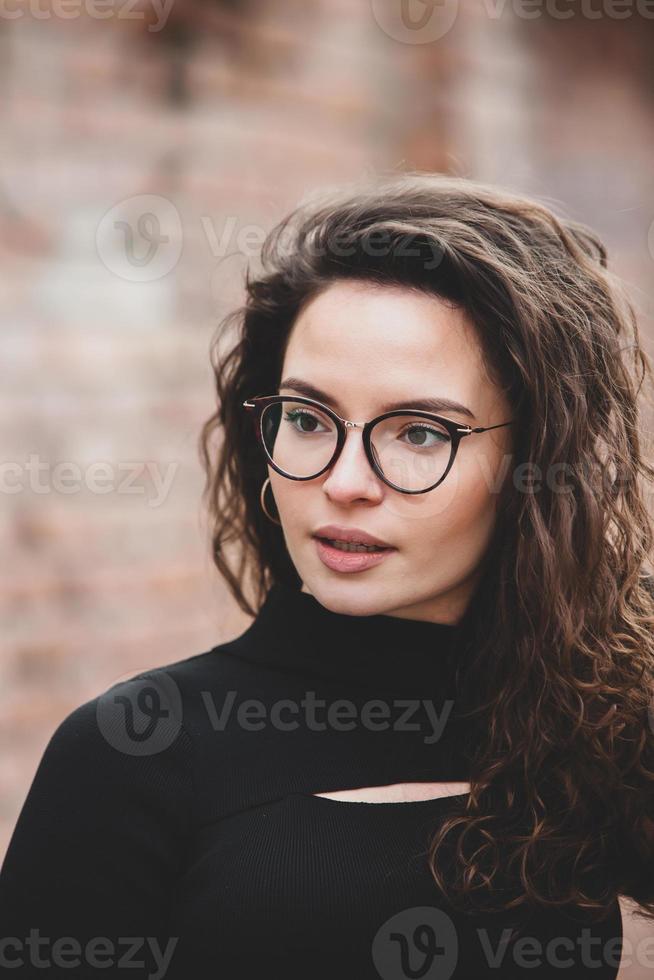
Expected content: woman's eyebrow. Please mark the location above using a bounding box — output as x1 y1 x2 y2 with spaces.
278 377 476 420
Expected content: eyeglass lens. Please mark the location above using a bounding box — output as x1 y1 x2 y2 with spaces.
260 398 453 492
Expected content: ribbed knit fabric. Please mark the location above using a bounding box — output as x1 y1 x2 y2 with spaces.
0 582 623 979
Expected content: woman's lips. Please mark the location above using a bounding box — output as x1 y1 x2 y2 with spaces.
313 536 396 573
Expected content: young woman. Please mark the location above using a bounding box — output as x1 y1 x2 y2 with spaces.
2 172 654 979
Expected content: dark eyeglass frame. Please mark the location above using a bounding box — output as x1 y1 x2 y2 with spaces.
243 394 514 495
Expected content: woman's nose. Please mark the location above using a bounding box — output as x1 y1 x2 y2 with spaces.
321 429 383 502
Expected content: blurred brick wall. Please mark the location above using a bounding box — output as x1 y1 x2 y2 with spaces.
2 0 653 858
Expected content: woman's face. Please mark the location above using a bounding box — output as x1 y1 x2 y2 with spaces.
269 279 513 624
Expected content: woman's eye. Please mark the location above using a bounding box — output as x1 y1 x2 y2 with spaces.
284 410 324 433
402 425 449 448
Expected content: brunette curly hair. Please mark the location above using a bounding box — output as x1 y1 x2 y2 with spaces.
198 170 654 924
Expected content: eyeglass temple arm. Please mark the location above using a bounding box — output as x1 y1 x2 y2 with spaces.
462 420 514 434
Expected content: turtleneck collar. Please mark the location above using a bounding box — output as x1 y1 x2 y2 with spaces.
232 581 462 695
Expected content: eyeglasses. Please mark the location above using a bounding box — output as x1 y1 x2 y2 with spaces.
242 394 514 495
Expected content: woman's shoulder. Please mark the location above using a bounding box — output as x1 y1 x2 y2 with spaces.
40 637 258 781
2 642 252 874
29 655 203 824
0 652 220 944
49 640 242 754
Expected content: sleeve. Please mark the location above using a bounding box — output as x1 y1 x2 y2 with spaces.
0 670 194 979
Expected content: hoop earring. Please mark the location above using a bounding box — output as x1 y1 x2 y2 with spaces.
260 477 282 525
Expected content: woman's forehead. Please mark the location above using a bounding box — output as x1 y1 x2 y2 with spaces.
283 285 490 412
289 284 479 358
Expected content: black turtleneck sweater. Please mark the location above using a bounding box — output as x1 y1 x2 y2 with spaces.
0 583 623 979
